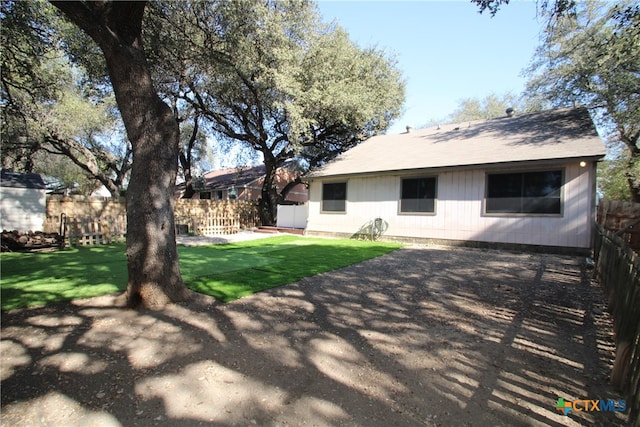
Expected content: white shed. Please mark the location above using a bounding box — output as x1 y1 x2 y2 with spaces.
0 170 47 232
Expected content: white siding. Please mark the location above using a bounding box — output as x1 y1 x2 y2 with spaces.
307 162 596 249
0 187 46 232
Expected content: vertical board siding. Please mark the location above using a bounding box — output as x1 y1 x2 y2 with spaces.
0 187 46 232
307 162 595 248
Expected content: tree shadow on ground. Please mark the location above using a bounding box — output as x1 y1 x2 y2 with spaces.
0 246 628 426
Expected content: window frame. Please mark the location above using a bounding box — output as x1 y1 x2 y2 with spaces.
398 175 438 215
321 181 347 213
483 168 564 217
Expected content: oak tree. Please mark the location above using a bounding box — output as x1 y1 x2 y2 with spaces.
524 1 640 201
50 1 189 308
1 0 131 196
145 0 405 224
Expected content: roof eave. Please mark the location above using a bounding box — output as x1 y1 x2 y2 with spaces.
304 155 606 181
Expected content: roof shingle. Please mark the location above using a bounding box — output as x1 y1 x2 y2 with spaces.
306 107 606 179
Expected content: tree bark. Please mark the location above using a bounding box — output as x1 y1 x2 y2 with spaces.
51 1 188 308
259 153 279 226
179 116 199 199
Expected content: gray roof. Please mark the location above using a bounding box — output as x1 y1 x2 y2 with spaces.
306 107 606 179
0 170 46 189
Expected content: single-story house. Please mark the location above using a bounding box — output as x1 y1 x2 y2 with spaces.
305 107 607 253
0 170 47 232
179 162 307 203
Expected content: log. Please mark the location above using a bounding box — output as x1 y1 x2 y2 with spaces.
1 230 64 252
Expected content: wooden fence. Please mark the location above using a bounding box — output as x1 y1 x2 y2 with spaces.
44 214 128 246
598 200 640 251
174 199 260 235
594 211 640 424
44 196 260 245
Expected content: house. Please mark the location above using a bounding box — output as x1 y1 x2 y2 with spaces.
305 107 607 253
181 163 308 203
0 170 47 232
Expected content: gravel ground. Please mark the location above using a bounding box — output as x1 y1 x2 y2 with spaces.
0 243 628 426
175 231 279 246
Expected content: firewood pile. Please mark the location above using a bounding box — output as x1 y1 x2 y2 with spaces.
1 230 65 252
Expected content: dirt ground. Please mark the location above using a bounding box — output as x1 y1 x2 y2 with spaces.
0 243 629 426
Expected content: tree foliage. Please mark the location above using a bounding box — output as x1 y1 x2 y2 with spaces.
524 0 640 201
472 0 577 19
144 0 405 224
598 155 638 201
0 0 131 196
443 93 546 124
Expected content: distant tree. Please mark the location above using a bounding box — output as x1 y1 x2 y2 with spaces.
598 155 637 201
145 0 405 224
524 1 640 201
50 1 189 308
421 93 545 128
445 93 545 123
178 114 213 199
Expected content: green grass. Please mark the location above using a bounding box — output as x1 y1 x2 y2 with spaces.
1 235 401 310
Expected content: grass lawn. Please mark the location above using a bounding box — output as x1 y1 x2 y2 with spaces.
0 235 401 310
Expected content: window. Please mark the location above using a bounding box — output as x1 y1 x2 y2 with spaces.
400 177 437 213
322 182 346 212
199 191 212 200
486 170 562 214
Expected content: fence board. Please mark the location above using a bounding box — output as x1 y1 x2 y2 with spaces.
598 200 640 250
594 223 640 425
45 196 261 245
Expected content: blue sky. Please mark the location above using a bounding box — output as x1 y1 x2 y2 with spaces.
316 1 546 134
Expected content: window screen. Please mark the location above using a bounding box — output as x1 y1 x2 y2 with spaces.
400 177 436 213
322 182 346 212
486 170 562 214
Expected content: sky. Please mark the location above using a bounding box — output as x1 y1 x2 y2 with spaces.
316 1 546 134
213 1 547 169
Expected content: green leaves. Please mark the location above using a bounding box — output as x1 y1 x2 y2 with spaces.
525 0 640 200
1 0 130 195
146 0 404 167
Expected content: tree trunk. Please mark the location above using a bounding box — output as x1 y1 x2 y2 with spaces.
179 151 196 199
627 154 640 203
51 1 188 308
259 160 279 226
122 92 187 308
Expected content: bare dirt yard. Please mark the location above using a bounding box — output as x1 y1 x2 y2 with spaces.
0 244 629 426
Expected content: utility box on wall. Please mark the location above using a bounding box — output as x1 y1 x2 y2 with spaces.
0 170 47 232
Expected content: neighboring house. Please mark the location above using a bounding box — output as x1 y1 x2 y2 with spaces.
90 185 112 198
180 163 308 203
0 170 47 232
305 107 606 253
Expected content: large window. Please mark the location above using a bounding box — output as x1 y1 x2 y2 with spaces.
486 170 563 215
322 182 347 212
400 177 437 213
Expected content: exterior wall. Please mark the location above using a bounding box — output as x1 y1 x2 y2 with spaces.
306 161 597 249
0 187 46 232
